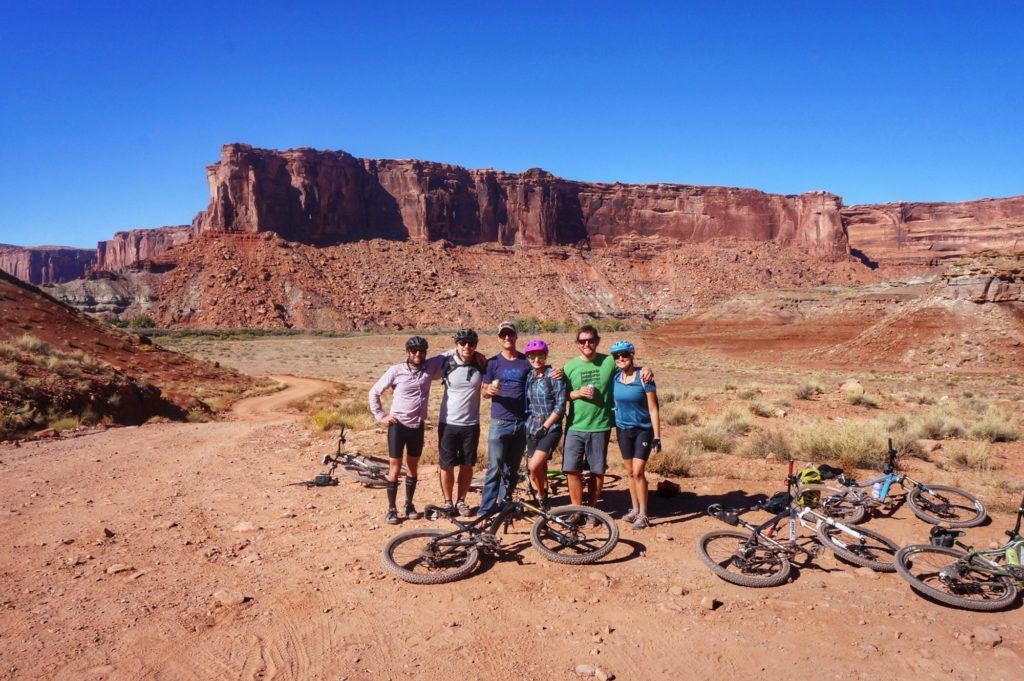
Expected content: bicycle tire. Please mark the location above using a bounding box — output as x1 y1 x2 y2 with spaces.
339 466 388 488
907 484 987 528
817 486 869 525
696 529 792 587
895 545 1018 611
380 529 480 584
530 505 619 565
815 522 899 572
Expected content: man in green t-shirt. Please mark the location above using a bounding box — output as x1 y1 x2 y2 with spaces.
564 324 653 512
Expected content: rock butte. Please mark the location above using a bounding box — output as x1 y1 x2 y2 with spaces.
0 244 96 285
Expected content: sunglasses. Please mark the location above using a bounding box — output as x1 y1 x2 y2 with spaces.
612 352 633 360
457 340 477 347
526 354 546 361
408 347 427 354
498 330 517 339
577 338 598 346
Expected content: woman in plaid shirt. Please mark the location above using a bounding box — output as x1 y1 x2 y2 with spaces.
523 339 567 509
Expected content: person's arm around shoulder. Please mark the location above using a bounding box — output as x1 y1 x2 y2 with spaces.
639 364 654 384
368 365 398 425
646 381 661 451
550 374 568 425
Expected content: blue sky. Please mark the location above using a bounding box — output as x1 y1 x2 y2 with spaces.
1 1 1021 248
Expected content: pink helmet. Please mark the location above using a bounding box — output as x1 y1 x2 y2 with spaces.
524 339 549 354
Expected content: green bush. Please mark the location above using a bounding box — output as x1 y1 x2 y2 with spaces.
128 315 156 330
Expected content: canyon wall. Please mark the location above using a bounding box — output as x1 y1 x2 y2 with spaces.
194 144 850 258
0 245 96 284
95 226 193 272
843 197 1024 265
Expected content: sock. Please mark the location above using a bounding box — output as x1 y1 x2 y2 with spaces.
404 477 417 507
386 480 398 509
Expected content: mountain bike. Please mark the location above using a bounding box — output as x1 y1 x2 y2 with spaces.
315 425 390 488
469 467 621 496
894 494 1024 611
820 439 986 527
696 461 901 587
381 483 619 584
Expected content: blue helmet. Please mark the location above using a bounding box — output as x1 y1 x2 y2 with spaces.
609 340 635 355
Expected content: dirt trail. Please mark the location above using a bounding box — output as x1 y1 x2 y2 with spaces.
1 378 1022 680
230 375 333 421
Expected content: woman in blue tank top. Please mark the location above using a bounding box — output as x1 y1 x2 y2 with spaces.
610 341 661 529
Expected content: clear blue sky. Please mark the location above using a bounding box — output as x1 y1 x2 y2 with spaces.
1 1 1021 248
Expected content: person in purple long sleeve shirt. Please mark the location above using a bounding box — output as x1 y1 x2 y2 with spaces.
368 335 448 525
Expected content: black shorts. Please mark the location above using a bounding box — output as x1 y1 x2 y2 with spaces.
527 425 563 457
617 427 655 461
387 422 424 459
438 422 480 468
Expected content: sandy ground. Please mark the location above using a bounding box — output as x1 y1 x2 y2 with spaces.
2 377 1023 680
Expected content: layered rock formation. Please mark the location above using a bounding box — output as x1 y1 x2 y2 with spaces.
844 196 1024 265
0 245 96 285
95 226 193 272
942 251 1024 303
194 144 850 258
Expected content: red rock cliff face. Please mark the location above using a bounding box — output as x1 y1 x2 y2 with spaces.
95 226 193 272
0 245 97 284
195 144 849 258
844 197 1024 265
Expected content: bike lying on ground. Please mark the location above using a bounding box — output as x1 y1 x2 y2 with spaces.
305 425 390 488
696 461 901 587
894 494 1024 611
469 468 621 497
819 439 986 528
381 483 619 584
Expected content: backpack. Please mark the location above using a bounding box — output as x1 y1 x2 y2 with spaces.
442 355 478 387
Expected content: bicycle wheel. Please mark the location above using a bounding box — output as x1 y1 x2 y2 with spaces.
907 484 987 528
816 522 899 572
696 530 792 587
340 466 388 488
895 545 1017 611
380 529 480 584
530 505 619 565
817 486 868 525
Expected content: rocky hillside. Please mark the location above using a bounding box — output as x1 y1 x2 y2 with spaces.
0 270 256 438
0 244 96 284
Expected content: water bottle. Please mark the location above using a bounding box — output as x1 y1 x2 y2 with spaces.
871 481 883 500
1007 542 1021 566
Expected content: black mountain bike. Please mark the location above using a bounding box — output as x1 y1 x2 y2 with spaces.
381 484 619 584
296 425 390 488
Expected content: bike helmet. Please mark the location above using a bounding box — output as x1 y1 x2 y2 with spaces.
524 339 549 354
405 335 428 351
453 328 479 344
609 340 635 355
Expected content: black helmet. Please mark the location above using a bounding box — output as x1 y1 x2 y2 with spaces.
453 328 478 344
405 336 428 351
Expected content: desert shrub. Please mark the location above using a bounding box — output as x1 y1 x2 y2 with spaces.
968 409 1020 443
748 400 774 418
688 425 735 454
792 420 886 470
0 343 18 361
844 389 879 408
128 315 156 329
740 429 792 459
107 316 129 328
714 407 752 436
647 437 700 476
911 409 966 440
794 381 825 400
659 388 686 404
737 386 761 400
15 334 54 356
722 382 737 392
904 392 936 405
0 362 17 383
662 402 700 426
946 442 1001 472
336 397 375 430
959 396 991 414
310 408 343 432
48 416 79 432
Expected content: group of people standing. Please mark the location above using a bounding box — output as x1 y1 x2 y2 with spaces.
368 322 662 529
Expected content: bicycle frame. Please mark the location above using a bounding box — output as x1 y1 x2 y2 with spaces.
423 488 565 553
839 439 935 503
944 493 1024 581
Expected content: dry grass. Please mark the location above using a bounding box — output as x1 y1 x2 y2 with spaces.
844 389 880 409
740 429 792 459
47 416 79 432
794 381 825 400
648 437 701 476
748 400 774 418
792 419 886 470
945 442 1002 472
715 407 753 436
0 362 17 383
14 334 55 356
904 392 937 405
909 409 966 440
662 402 700 426
968 409 1020 442
736 386 761 400
687 425 736 454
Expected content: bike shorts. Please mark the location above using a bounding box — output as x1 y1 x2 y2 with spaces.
438 422 480 468
617 426 655 461
387 422 424 459
562 430 609 475
527 425 563 457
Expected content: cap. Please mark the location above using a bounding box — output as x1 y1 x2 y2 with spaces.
497 321 517 336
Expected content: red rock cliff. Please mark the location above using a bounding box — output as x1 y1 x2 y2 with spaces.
95 226 193 272
195 144 850 258
0 245 97 284
844 196 1024 265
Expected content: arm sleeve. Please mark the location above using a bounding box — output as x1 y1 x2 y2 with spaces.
423 352 449 380
644 380 657 393
368 367 394 422
482 358 494 383
552 377 568 416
